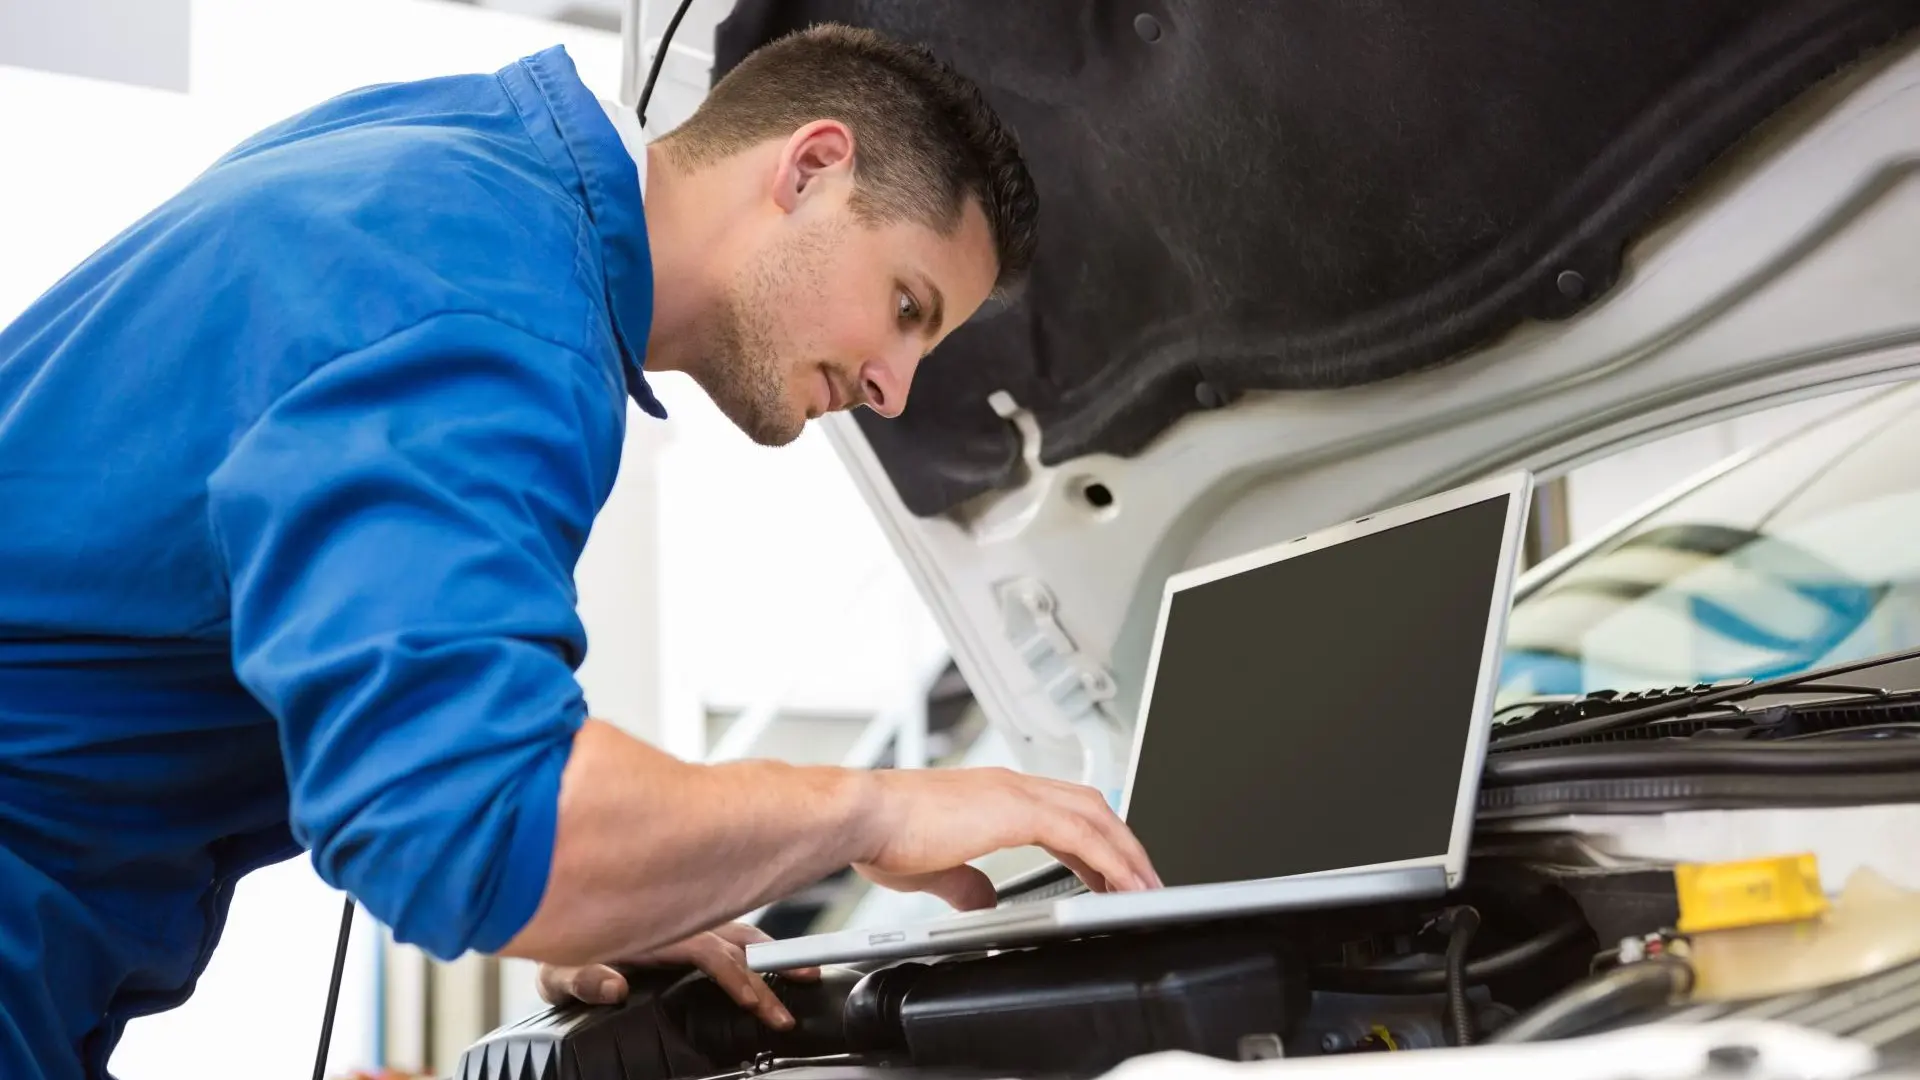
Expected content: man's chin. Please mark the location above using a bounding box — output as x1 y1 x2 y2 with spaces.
745 423 803 448
695 377 804 447
728 404 806 448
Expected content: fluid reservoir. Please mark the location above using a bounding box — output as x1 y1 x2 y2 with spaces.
1677 853 1920 1001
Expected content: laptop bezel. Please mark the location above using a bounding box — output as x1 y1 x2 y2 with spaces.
1115 470 1534 889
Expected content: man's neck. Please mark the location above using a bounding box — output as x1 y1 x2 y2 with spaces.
591 106 760 380
598 103 704 376
598 99 691 372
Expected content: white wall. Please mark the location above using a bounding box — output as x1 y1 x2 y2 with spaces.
0 0 189 91
648 370 950 759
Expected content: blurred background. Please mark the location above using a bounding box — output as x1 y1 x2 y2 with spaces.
2 2 1911 1078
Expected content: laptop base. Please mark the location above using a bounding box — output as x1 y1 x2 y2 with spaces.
747 863 1447 972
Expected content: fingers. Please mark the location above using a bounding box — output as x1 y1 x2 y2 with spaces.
1026 780 1161 893
1078 789 1160 889
707 921 773 948
920 864 999 911
1039 848 1110 893
861 864 998 911
708 921 820 981
967 769 1158 892
537 963 627 1007
861 767 1161 900
1034 813 1137 897
538 927 804 1029
682 932 794 1031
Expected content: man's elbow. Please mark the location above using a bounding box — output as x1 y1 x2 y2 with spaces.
294 753 566 962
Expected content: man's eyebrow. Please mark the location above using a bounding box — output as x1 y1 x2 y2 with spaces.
916 272 945 341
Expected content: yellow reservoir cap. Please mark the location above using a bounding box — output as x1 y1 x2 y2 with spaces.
1675 853 1829 934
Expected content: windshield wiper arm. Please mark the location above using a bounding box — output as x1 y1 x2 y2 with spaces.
1490 645 1920 752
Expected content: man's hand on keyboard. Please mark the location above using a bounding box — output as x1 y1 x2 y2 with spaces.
852 767 1161 910
498 729 1157 1019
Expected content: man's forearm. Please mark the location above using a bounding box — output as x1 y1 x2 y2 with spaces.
498 718 881 965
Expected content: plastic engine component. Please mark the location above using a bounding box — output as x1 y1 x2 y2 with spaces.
452 929 1308 1080
1294 991 1516 1055
454 966 863 1080
841 929 1310 1075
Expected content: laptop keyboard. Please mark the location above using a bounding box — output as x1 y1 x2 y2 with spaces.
999 873 1090 907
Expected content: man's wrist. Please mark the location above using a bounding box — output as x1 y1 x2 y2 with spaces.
829 764 887 866
704 758 885 866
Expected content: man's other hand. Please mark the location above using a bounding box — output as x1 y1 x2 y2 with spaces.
535 922 819 1030
853 767 1162 906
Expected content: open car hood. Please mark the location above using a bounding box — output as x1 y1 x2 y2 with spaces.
703 7 1920 788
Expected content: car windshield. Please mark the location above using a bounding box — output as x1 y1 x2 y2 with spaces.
1498 383 1920 703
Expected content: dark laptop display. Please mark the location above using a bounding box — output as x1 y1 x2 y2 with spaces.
1125 496 1512 889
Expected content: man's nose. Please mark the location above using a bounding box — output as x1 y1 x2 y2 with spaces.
857 353 916 419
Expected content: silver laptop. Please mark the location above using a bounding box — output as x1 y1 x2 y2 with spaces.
747 471 1533 973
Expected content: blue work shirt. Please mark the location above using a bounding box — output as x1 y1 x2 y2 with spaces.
0 46 663 1080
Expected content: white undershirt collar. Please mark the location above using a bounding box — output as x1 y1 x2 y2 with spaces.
598 99 648 192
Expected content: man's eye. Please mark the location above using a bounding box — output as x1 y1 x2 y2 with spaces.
898 291 920 322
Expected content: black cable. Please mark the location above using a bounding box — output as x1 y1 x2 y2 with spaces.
313 897 356 1080
637 0 699 128
1484 956 1693 1044
1492 645 1920 751
1441 907 1481 1047
1314 916 1585 994
688 1054 868 1080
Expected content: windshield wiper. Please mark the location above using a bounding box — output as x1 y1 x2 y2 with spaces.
1489 645 1920 752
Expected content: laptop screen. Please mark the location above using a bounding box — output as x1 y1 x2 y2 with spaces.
1123 494 1513 890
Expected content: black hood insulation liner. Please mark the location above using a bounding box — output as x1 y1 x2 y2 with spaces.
716 1 1920 516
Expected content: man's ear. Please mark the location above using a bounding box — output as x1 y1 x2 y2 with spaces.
772 120 855 214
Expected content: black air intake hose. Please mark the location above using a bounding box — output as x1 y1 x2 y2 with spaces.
1441 906 1481 1046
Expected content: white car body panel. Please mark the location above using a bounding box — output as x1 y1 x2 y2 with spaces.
816 37 1920 787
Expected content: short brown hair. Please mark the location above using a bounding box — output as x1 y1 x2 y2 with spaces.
662 24 1038 292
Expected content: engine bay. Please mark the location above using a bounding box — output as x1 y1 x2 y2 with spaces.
455 651 1920 1080
456 884 1920 1080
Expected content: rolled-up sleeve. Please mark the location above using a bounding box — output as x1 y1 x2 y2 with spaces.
206 312 625 958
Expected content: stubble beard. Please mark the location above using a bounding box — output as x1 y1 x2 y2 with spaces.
691 221 841 448
697 287 798 447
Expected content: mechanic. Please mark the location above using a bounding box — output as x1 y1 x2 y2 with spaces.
0 25 1160 1080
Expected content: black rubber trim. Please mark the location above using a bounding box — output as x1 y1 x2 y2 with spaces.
1487 742 1920 781
1479 772 1920 820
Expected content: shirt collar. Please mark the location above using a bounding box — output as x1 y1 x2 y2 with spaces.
508 47 668 420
